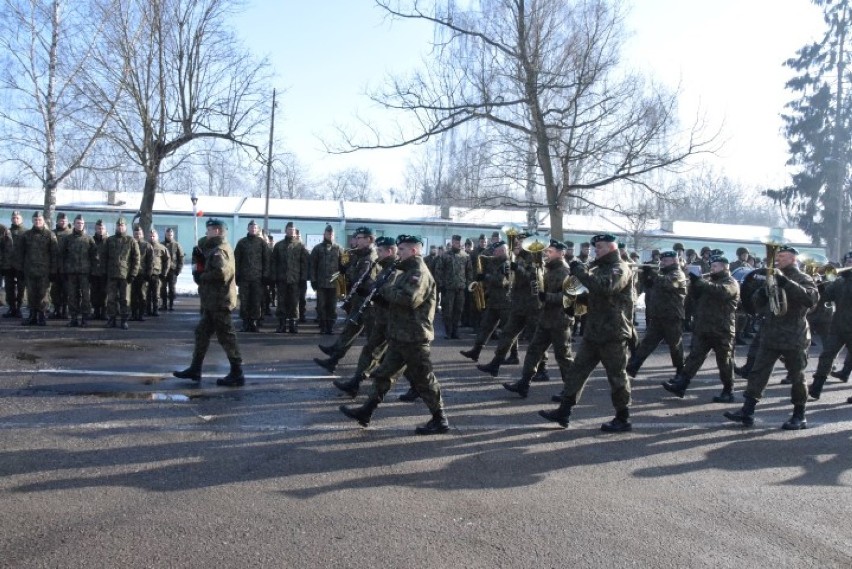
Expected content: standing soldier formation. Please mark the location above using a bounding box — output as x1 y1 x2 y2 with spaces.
310 224 343 335
234 220 270 333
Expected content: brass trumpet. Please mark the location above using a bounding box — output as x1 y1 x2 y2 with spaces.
824 265 852 282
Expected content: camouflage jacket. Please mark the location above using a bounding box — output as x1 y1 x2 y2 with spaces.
135 238 153 279
538 257 570 329
271 237 309 284
381 255 436 344
0 225 12 271
91 233 109 277
53 226 72 272
7 223 25 270
234 233 270 283
822 274 852 337
104 233 140 280
367 256 399 329
163 238 185 275
345 246 379 297
642 264 687 321
60 229 96 274
309 239 342 289
424 253 440 283
149 241 170 277
17 226 58 277
574 250 634 343
753 266 818 350
482 255 511 309
690 270 739 338
198 235 237 312
436 248 471 290
508 250 542 313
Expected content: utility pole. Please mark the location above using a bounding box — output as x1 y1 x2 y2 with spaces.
264 88 277 233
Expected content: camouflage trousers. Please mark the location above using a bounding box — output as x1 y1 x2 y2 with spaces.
276 282 300 319
331 296 373 359
814 331 852 379
522 323 572 381
25 274 50 314
65 273 91 318
193 309 242 364
370 339 444 413
106 278 130 318
745 345 808 406
315 287 337 323
560 338 631 411
440 288 465 336
3 269 24 310
631 317 684 371
147 275 163 314
494 307 541 363
238 280 264 321
90 275 107 315
681 332 733 388
475 302 509 345
130 276 148 316
50 273 67 312
162 270 179 305
354 315 389 378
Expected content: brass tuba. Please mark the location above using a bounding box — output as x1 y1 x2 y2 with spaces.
562 274 590 315
764 242 788 317
521 234 548 298
330 272 347 300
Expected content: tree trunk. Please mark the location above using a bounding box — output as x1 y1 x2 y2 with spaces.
138 162 160 234
42 0 60 228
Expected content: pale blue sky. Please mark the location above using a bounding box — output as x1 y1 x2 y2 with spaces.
234 0 825 193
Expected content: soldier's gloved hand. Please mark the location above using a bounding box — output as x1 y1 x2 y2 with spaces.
688 272 700 284
775 273 789 287
569 260 585 274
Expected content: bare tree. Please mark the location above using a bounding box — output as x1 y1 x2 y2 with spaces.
0 0 121 224
264 153 314 200
337 0 717 238
89 0 270 231
324 167 378 202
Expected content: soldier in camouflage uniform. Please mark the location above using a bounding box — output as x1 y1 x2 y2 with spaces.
130 225 153 321
271 221 308 333
103 218 140 330
0 223 10 309
626 251 687 379
173 218 244 387
539 234 635 432
90 220 109 320
161 227 184 311
295 229 309 323
435 235 471 339
147 228 170 317
314 226 379 372
60 215 95 327
459 241 511 362
660 255 739 402
725 246 818 429
2 211 26 318
502 239 572 398
808 252 852 400
50 212 73 319
339 234 450 435
17 211 58 325
309 225 343 335
234 220 270 333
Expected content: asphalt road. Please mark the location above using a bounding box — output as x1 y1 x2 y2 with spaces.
1 299 851 568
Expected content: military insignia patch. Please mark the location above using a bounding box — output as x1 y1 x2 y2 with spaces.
409 272 421 284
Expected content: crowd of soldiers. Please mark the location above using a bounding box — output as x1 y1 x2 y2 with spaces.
0 210 184 329
4 208 852 434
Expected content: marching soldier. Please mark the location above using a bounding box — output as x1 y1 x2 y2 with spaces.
61 215 95 327
234 220 270 332
147 228 170 317
310 225 343 335
808 251 852 400
50 212 73 319
467 234 489 331
314 226 379 372
2 211 26 318
435 234 471 340
660 255 739 402
501 239 571 398
339 234 450 435
459 240 511 362
271 221 308 333
538 234 635 432
130 225 153 321
104 217 139 329
724 245 818 429
173 218 245 387
626 251 687 379
17 211 58 326
161 227 184 311
90 220 109 320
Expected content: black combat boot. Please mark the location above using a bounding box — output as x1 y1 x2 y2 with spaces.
323 320 335 335
531 367 550 382
460 343 483 362
538 397 574 428
502 377 531 398
712 388 735 403
724 395 757 427
120 317 129 330
288 319 297 334
601 408 632 432
399 387 420 402
173 357 203 382
415 409 450 435
217 359 245 387
79 317 88 328
782 404 807 430
503 347 520 366
37 311 47 326
339 392 384 427
734 365 750 379
249 320 260 333
22 313 37 326
106 316 117 328
168 300 174 311
3 307 16 318
275 318 286 333
830 362 851 382
161 301 168 312
314 356 338 373
318 343 335 356
333 374 365 398
661 374 690 398
808 375 828 400
476 358 501 378
67 317 79 328
151 306 160 317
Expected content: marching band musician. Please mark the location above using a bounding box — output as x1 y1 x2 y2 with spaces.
459 240 511 363
808 251 852 401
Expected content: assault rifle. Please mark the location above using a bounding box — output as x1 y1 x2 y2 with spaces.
346 261 399 326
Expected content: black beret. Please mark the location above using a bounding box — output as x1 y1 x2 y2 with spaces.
700 246 711 254
549 239 567 251
375 236 396 248
354 226 373 237
325 224 334 232
660 250 677 259
451 234 462 241
652 249 661 255
491 231 500 238
206 218 227 230
709 255 729 265
32 211 43 219
395 234 422 245
711 249 724 256
736 247 749 255
581 242 590 247
590 234 617 244
778 245 799 255
673 242 684 251
429 245 437 250
248 219 257 227
491 240 507 249
686 248 696 256
479 234 486 240
564 241 574 247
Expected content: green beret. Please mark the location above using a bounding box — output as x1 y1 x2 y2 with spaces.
353 226 373 237
206 218 227 230
549 239 567 251
324 224 334 232
395 234 422 245
376 236 396 248
710 255 729 265
590 234 617 244
673 242 684 251
660 250 677 259
778 245 799 255
451 234 462 241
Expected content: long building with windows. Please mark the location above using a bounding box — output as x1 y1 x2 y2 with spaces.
0 187 829 261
